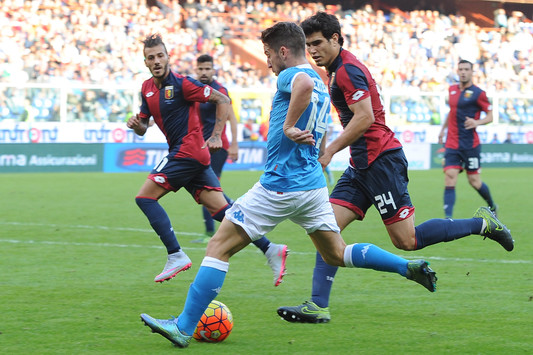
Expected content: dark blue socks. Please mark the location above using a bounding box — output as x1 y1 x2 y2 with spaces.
136 197 180 254
414 218 483 249
311 252 338 308
444 186 455 218
477 182 495 209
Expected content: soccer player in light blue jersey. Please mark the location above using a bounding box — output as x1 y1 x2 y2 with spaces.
139 22 437 348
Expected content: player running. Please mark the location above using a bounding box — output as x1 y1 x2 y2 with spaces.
140 22 437 348
277 12 514 324
127 34 286 285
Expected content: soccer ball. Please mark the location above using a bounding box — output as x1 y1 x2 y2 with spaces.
193 300 233 342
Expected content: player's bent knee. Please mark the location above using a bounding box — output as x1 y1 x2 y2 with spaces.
391 237 417 251
319 252 343 266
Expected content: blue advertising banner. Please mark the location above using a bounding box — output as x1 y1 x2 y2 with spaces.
103 143 168 173
103 141 268 173
223 141 267 171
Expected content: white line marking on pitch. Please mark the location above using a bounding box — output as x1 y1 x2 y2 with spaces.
0 221 529 264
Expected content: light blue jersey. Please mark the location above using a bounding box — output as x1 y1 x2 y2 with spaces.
260 64 331 192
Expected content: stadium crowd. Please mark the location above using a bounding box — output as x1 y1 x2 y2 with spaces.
0 0 532 122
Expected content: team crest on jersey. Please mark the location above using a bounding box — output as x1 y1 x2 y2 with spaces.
165 86 174 99
464 90 473 99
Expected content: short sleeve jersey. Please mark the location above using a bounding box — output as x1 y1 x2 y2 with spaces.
139 71 213 165
328 49 401 169
259 64 329 192
198 80 230 150
445 84 492 150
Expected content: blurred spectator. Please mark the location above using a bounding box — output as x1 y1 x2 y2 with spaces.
503 132 514 143
1 0 533 122
242 118 255 140
494 9 507 29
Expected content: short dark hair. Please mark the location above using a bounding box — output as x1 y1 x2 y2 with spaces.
143 33 167 54
458 59 473 69
197 54 214 64
300 11 344 47
261 21 306 56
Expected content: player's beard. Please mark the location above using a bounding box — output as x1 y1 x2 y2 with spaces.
199 76 211 84
152 63 169 79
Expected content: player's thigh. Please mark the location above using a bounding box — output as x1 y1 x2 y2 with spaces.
332 203 359 231
198 189 230 213
308 229 346 266
444 168 460 186
137 178 170 199
466 171 482 189
206 218 251 261
185 165 224 209
385 214 416 250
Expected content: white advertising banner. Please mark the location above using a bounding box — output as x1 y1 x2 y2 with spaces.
0 122 167 144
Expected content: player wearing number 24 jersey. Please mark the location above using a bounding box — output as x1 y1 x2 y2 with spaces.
140 23 443 347
277 12 513 324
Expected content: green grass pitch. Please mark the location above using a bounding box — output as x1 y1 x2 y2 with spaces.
1 168 531 354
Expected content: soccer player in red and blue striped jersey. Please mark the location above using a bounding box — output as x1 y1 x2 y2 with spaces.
195 54 238 239
127 34 286 285
277 12 513 324
438 59 497 219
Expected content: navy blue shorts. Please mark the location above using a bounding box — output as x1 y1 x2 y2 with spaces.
444 146 481 174
210 148 228 178
330 149 414 225
148 155 221 203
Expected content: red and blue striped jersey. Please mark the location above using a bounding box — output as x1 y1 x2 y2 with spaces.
139 71 213 165
328 49 402 169
198 80 230 151
445 84 492 150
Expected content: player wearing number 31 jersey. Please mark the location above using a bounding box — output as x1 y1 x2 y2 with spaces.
438 59 498 220
277 12 514 324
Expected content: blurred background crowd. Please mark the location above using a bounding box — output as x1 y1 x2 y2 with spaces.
0 0 532 125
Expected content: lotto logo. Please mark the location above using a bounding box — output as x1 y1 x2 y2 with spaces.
399 209 410 219
352 90 365 101
154 176 166 184
203 86 211 97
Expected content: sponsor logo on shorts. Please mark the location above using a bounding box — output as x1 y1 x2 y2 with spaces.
154 176 166 184
233 210 244 223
